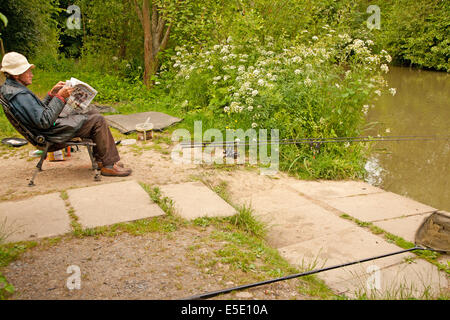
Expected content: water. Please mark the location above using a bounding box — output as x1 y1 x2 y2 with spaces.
365 66 450 211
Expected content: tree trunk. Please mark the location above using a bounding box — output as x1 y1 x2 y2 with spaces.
132 0 173 88
0 38 5 57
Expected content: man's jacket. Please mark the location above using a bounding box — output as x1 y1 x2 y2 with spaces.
1 78 88 144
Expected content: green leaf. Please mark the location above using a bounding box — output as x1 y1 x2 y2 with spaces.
0 13 7 27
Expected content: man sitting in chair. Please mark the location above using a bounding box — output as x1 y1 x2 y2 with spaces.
0 52 131 177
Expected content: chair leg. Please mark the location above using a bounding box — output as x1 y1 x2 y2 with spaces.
86 145 101 181
29 143 50 186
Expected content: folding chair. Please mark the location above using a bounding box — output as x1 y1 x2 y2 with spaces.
0 92 101 186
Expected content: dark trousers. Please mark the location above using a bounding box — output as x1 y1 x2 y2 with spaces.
75 110 120 166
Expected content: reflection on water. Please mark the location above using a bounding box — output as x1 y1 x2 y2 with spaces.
365 66 450 211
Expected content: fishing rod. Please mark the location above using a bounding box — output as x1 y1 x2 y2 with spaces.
180 135 449 148
182 246 438 300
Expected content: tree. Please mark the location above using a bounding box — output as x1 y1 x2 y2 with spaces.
131 0 174 88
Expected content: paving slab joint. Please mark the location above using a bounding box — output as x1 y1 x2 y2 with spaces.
370 210 437 223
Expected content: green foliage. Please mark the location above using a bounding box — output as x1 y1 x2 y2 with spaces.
371 0 450 71
0 12 7 29
159 33 392 178
0 0 59 57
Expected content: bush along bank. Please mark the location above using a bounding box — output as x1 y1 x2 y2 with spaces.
157 30 395 179
0 31 396 181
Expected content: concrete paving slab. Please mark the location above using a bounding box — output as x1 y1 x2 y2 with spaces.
373 213 433 243
255 203 356 248
278 227 415 291
238 186 314 215
285 180 384 200
322 192 436 222
159 181 236 219
0 193 70 243
330 258 449 299
68 180 165 228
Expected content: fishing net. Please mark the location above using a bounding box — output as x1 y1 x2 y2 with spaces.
415 211 450 254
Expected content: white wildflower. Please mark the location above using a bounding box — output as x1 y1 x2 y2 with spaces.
312 36 319 41
294 69 301 75
247 105 254 111
380 64 389 73
257 79 265 86
304 78 312 87
251 123 258 128
230 102 240 112
362 105 370 115
251 90 259 96
353 39 365 48
338 33 352 42
374 89 382 96
389 88 397 96
223 106 230 113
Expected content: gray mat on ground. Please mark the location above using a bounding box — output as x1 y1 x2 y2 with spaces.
105 111 183 134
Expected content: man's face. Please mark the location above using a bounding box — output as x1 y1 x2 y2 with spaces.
16 68 34 86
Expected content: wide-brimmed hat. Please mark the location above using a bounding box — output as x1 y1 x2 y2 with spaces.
1 52 35 75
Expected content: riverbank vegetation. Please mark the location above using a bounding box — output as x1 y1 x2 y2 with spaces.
0 0 448 180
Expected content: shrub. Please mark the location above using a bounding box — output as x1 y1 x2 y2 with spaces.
158 30 394 178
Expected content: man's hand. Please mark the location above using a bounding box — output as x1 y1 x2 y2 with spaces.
49 81 66 96
57 86 74 99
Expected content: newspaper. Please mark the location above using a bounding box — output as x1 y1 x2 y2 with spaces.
65 77 98 112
